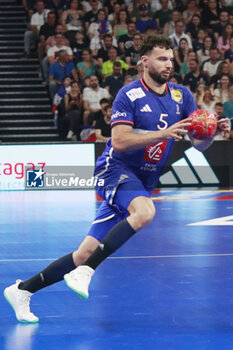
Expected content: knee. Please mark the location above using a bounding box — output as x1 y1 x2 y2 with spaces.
73 246 95 266
134 205 156 230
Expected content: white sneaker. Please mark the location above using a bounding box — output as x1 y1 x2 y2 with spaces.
64 265 94 299
4 280 39 323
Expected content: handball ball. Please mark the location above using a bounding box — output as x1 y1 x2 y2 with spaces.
187 109 217 140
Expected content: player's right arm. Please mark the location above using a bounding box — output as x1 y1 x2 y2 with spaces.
111 86 191 153
112 120 191 153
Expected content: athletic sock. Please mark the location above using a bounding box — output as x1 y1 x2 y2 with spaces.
19 253 76 293
83 219 136 270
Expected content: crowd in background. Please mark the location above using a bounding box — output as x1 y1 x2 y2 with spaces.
22 0 233 141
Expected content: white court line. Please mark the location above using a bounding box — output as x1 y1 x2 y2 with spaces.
1 253 233 262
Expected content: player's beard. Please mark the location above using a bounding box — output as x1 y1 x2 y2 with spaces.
148 67 171 84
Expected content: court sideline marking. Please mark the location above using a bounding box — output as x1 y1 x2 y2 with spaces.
1 253 233 262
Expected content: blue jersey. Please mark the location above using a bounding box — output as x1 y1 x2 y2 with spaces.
95 79 197 192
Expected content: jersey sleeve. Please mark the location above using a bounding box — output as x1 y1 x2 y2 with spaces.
182 86 197 119
111 87 135 128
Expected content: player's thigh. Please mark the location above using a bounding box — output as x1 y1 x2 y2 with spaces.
86 201 127 242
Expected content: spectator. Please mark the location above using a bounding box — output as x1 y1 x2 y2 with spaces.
96 33 118 66
150 0 173 12
200 90 218 114
128 0 153 22
24 0 50 58
169 72 182 84
214 102 230 140
186 14 203 40
49 50 78 99
214 74 232 103
84 0 100 31
107 2 121 26
213 10 229 41
45 0 68 19
102 47 129 79
113 9 129 39
169 20 192 49
95 104 111 142
202 47 222 78
217 24 233 56
135 5 158 34
71 31 89 64
89 27 117 57
52 76 71 114
37 10 57 62
180 50 198 80
83 76 91 88
182 0 201 25
45 24 70 51
88 98 110 126
194 81 206 107
163 10 181 37
173 37 189 73
131 59 144 80
192 28 207 52
125 33 143 73
184 58 209 92
104 0 125 18
82 75 110 124
123 74 134 85
196 35 213 64
103 61 124 98
76 48 97 81
225 37 233 64
64 81 83 140
61 0 84 42
82 0 102 13
42 32 73 81
210 60 233 89
47 32 73 63
201 0 220 33
87 9 112 40
118 22 137 55
223 85 233 119
153 0 172 30
22 0 43 19
144 25 157 37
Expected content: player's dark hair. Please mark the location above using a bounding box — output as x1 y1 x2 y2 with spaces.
139 35 174 56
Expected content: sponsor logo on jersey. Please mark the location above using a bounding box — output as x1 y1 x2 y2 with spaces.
126 87 146 102
140 104 152 112
143 141 168 163
111 111 127 120
171 89 183 103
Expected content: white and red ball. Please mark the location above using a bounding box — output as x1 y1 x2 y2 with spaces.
187 109 217 140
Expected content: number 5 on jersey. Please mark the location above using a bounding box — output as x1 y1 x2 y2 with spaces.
157 113 168 130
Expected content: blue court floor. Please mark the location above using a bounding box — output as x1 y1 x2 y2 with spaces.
1 189 233 350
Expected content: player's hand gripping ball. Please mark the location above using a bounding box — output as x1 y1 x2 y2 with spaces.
187 109 217 140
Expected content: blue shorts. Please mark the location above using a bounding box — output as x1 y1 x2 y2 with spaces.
87 164 151 241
